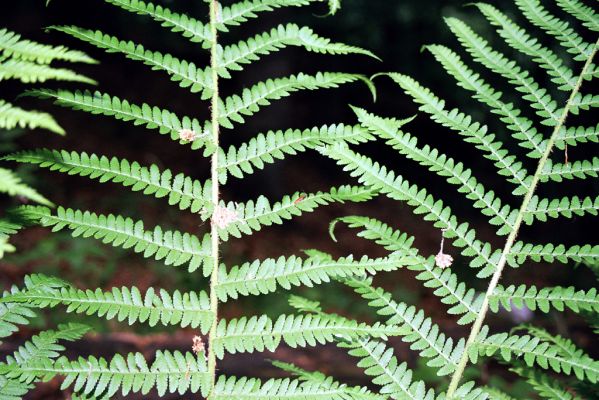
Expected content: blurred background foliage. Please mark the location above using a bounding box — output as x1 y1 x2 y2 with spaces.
0 0 596 395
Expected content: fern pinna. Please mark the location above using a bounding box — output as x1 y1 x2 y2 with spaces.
316 0 598 399
0 27 95 258
0 0 414 399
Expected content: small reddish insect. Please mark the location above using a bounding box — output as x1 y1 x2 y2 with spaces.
294 193 307 205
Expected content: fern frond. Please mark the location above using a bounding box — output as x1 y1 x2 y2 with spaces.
476 3 575 91
16 206 212 274
0 275 68 340
4 149 212 213
104 0 212 47
8 351 210 398
516 325 591 360
556 0 599 32
507 242 598 266
0 376 31 400
272 360 386 400
0 28 95 64
218 0 311 27
384 73 531 193
0 168 52 205
524 195 598 223
218 73 371 129
512 367 582 400
472 328 599 383
445 17 561 126
555 124 599 150
481 386 518 400
515 0 593 60
0 59 95 84
424 44 544 157
540 158 599 182
212 375 352 400
2 284 213 333
212 313 406 359
25 89 212 151
217 185 377 240
216 253 416 301
344 276 463 376
490 285 598 314
51 26 213 97
0 100 63 134
319 143 499 277
220 23 376 75
330 215 416 253
2 323 89 369
354 106 517 233
338 338 436 400
218 124 373 183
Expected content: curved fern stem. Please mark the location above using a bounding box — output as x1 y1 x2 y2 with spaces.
207 0 221 397
446 37 599 397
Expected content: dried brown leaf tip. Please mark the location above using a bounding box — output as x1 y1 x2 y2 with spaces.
192 335 205 354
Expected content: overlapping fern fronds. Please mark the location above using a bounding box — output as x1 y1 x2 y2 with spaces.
316 0 599 397
1 27 95 259
0 0 394 399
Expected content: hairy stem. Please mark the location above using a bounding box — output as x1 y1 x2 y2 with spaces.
446 38 598 397
207 0 221 397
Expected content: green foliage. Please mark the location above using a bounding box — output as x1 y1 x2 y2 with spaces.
0 0 390 398
1 26 94 259
316 0 598 398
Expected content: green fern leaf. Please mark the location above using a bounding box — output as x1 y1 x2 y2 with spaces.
216 253 418 301
507 242 598 266
556 124 599 149
472 328 599 383
218 72 372 129
2 284 213 333
104 0 212 47
213 312 406 359
219 23 377 75
218 1 312 28
515 0 593 60
219 123 373 183
0 167 52 205
445 17 561 126
476 3 575 91
5 150 212 213
354 106 516 233
272 360 386 400
329 215 416 253
490 285 599 314
16 206 212 274
9 351 210 398
345 275 463 376
25 89 213 151
556 0 599 32
0 28 96 64
217 185 377 240
516 325 593 360
540 158 599 182
1 323 89 374
0 100 63 134
0 59 95 84
0 274 68 340
338 337 436 400
212 375 352 400
424 44 545 157
525 195 598 222
384 73 531 192
319 143 499 277
512 367 582 400
51 26 214 97
0 376 32 400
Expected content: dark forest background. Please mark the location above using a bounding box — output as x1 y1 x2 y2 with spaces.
1 1 597 398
